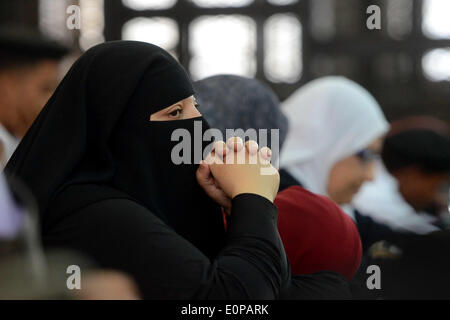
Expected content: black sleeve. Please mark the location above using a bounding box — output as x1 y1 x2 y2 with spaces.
278 169 302 192
354 210 399 253
282 272 352 300
44 193 286 300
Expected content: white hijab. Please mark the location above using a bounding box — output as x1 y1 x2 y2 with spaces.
280 76 389 198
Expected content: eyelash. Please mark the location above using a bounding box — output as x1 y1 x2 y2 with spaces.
169 108 182 117
168 102 200 117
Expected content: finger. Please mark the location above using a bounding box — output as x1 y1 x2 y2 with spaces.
196 161 212 186
226 136 244 152
198 160 212 177
259 147 272 165
207 152 224 166
213 141 227 159
199 160 210 173
259 147 272 160
204 153 223 166
204 153 215 165
245 140 259 156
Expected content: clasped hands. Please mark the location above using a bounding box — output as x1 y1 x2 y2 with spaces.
196 137 280 215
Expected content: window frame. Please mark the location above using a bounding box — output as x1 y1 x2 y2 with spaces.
104 0 306 99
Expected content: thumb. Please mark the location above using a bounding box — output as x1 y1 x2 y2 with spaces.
196 160 211 184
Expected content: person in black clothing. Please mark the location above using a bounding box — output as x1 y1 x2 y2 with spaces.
352 230 450 299
351 117 450 299
4 41 285 299
381 116 450 227
5 41 349 299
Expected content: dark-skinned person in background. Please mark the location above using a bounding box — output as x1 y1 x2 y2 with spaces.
351 116 450 299
354 116 450 233
0 26 69 167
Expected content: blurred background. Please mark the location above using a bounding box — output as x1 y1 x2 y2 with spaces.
1 0 449 121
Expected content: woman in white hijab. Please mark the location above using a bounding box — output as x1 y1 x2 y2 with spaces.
279 76 393 251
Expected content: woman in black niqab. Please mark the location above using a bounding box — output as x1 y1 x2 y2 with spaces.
7 40 223 259
5 41 285 299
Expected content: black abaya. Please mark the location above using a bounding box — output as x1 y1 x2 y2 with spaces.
5 41 286 299
44 184 284 299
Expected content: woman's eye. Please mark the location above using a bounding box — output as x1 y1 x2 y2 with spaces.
169 108 182 117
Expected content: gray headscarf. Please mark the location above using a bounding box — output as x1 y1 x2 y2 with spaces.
193 75 288 152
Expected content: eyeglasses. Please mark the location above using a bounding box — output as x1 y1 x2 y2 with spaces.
356 148 380 163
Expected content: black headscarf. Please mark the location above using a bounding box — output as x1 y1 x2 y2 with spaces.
0 25 69 69
382 116 450 174
5 41 225 259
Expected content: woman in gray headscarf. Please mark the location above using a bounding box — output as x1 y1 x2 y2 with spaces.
193 74 289 160
194 74 354 299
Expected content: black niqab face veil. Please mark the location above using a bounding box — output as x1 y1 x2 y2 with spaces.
5 41 225 259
